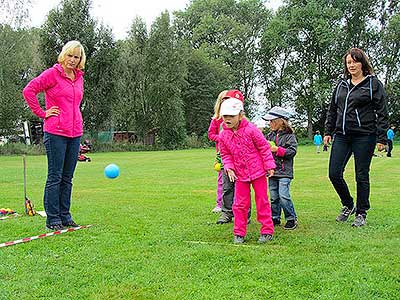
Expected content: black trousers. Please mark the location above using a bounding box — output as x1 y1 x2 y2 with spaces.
387 140 393 157
328 133 376 215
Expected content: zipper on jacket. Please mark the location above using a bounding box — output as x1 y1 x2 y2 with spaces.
342 81 356 135
355 109 361 127
341 75 372 134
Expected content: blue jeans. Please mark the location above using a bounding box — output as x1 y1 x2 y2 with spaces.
43 132 80 226
328 133 376 215
269 177 296 221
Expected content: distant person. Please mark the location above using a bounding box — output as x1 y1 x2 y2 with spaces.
263 107 298 230
313 130 323 153
23 41 86 231
386 125 395 157
324 48 388 227
219 97 276 244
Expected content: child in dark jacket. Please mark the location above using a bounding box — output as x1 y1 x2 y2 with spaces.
263 106 298 230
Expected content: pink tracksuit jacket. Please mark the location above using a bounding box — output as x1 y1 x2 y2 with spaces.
23 63 84 138
219 118 276 237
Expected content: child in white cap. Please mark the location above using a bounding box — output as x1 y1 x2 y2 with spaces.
263 106 298 229
218 97 276 244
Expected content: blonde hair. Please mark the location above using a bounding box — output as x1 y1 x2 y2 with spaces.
213 90 228 119
58 40 86 69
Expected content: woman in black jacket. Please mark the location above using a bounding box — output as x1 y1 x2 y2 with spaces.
324 48 388 227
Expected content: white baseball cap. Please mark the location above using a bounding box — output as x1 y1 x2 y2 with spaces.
220 98 244 116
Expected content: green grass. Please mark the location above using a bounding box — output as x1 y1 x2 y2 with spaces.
0 147 399 300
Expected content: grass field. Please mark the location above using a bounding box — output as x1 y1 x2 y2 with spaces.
0 146 399 300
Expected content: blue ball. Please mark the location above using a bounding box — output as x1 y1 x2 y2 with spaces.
104 164 120 179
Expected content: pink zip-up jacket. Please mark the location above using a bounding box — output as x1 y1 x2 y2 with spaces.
219 118 276 182
208 117 223 151
22 63 84 138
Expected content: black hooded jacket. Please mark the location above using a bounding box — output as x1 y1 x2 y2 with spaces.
324 75 389 144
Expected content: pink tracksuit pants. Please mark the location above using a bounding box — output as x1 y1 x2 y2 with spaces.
233 175 274 237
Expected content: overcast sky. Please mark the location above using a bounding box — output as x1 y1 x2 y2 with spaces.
29 0 282 40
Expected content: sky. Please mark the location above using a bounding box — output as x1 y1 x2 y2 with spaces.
29 0 282 40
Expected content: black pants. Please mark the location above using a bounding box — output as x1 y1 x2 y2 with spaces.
387 140 393 157
328 133 376 216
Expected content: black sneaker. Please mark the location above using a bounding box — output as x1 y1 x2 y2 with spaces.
62 220 79 227
336 206 355 222
352 214 366 227
46 224 65 231
273 219 281 226
216 213 233 224
284 220 297 230
233 235 244 244
258 234 273 243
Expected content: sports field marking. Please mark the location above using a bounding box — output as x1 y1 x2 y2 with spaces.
184 240 264 248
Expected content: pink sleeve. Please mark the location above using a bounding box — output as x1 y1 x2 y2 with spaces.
22 68 56 119
252 127 276 171
219 135 235 171
207 118 220 142
276 146 286 157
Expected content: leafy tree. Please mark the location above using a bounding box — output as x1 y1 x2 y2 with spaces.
83 24 118 132
114 17 151 139
0 0 39 135
380 13 400 125
266 0 341 137
259 14 295 108
182 48 233 137
146 11 187 148
175 0 271 116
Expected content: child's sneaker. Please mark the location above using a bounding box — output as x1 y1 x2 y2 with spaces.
233 235 244 244
216 212 233 224
284 220 297 230
273 219 281 226
211 206 222 213
352 214 366 227
336 206 355 222
258 234 273 243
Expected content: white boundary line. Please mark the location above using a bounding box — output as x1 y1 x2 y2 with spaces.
184 240 263 248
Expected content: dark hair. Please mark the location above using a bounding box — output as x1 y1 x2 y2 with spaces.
343 48 374 79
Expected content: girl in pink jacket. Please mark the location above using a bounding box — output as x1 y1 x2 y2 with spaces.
22 41 85 231
219 98 276 244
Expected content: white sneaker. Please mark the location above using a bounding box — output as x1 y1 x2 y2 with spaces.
211 206 222 213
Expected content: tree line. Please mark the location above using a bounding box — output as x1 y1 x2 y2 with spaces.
1 0 399 148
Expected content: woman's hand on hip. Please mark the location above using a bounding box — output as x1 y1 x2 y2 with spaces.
323 135 331 145
45 106 60 119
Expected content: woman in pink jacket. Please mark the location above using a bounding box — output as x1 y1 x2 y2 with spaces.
23 41 86 231
219 98 276 244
